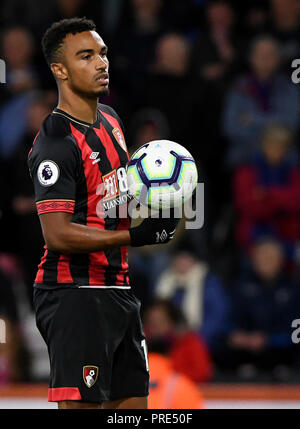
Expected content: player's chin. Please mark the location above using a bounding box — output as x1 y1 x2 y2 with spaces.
95 84 110 97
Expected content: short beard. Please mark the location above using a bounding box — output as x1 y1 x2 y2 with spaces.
69 80 110 100
96 87 110 97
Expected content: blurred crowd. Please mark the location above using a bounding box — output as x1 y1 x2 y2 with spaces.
0 0 300 391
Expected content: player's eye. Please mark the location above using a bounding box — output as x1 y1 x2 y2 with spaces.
82 54 91 60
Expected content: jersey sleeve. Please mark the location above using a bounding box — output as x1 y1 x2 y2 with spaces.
28 135 80 216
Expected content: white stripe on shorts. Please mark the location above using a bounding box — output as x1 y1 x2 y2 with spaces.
78 285 131 289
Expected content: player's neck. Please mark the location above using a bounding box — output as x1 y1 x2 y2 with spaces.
57 92 99 125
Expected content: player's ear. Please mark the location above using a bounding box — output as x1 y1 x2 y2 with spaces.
51 63 68 81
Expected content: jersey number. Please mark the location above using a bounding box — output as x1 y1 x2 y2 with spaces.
102 167 128 200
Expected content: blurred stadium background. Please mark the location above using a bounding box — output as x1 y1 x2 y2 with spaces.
1 0 300 409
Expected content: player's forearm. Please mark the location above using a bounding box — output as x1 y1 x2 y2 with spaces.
46 222 131 253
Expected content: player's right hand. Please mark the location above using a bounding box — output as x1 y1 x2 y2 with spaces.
129 209 180 247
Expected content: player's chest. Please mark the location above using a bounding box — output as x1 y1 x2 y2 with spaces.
77 126 129 199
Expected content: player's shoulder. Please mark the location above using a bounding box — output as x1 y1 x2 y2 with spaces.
28 111 79 168
98 103 119 119
31 111 77 152
39 110 75 141
98 103 125 132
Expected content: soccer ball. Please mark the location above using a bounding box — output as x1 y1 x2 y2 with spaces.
126 140 198 210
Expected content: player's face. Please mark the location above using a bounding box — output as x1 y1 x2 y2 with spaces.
62 31 109 97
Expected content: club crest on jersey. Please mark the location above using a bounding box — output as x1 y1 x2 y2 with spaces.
112 127 127 152
37 160 60 187
83 365 99 388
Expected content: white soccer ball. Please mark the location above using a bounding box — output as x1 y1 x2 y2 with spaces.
126 140 198 210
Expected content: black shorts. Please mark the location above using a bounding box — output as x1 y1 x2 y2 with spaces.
33 287 149 403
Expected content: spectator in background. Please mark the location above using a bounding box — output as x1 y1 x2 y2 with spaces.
222 35 300 167
145 33 200 154
0 27 42 253
147 351 204 409
190 1 240 227
240 2 268 40
1 0 105 92
233 123 300 264
221 238 300 380
192 0 239 83
112 0 164 119
160 0 197 34
0 27 39 160
267 0 300 73
1 0 101 47
128 107 170 153
0 26 38 99
143 299 214 383
54 0 92 19
0 268 21 384
154 251 230 354
10 92 54 304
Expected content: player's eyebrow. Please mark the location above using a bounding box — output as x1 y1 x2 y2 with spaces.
75 48 94 56
75 46 108 56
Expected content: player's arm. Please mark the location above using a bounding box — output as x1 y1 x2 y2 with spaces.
40 211 178 253
40 212 130 253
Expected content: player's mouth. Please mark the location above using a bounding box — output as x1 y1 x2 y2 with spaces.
95 72 109 85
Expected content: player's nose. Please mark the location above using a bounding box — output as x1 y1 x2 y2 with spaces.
95 54 108 70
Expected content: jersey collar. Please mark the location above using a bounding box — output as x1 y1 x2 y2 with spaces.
53 108 101 129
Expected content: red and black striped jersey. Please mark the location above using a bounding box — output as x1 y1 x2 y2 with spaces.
28 104 131 289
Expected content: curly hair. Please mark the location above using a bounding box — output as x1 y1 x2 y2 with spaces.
41 17 97 66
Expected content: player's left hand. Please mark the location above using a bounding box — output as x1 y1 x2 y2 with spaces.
129 208 180 247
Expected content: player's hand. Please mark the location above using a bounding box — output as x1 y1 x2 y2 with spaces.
129 209 180 247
